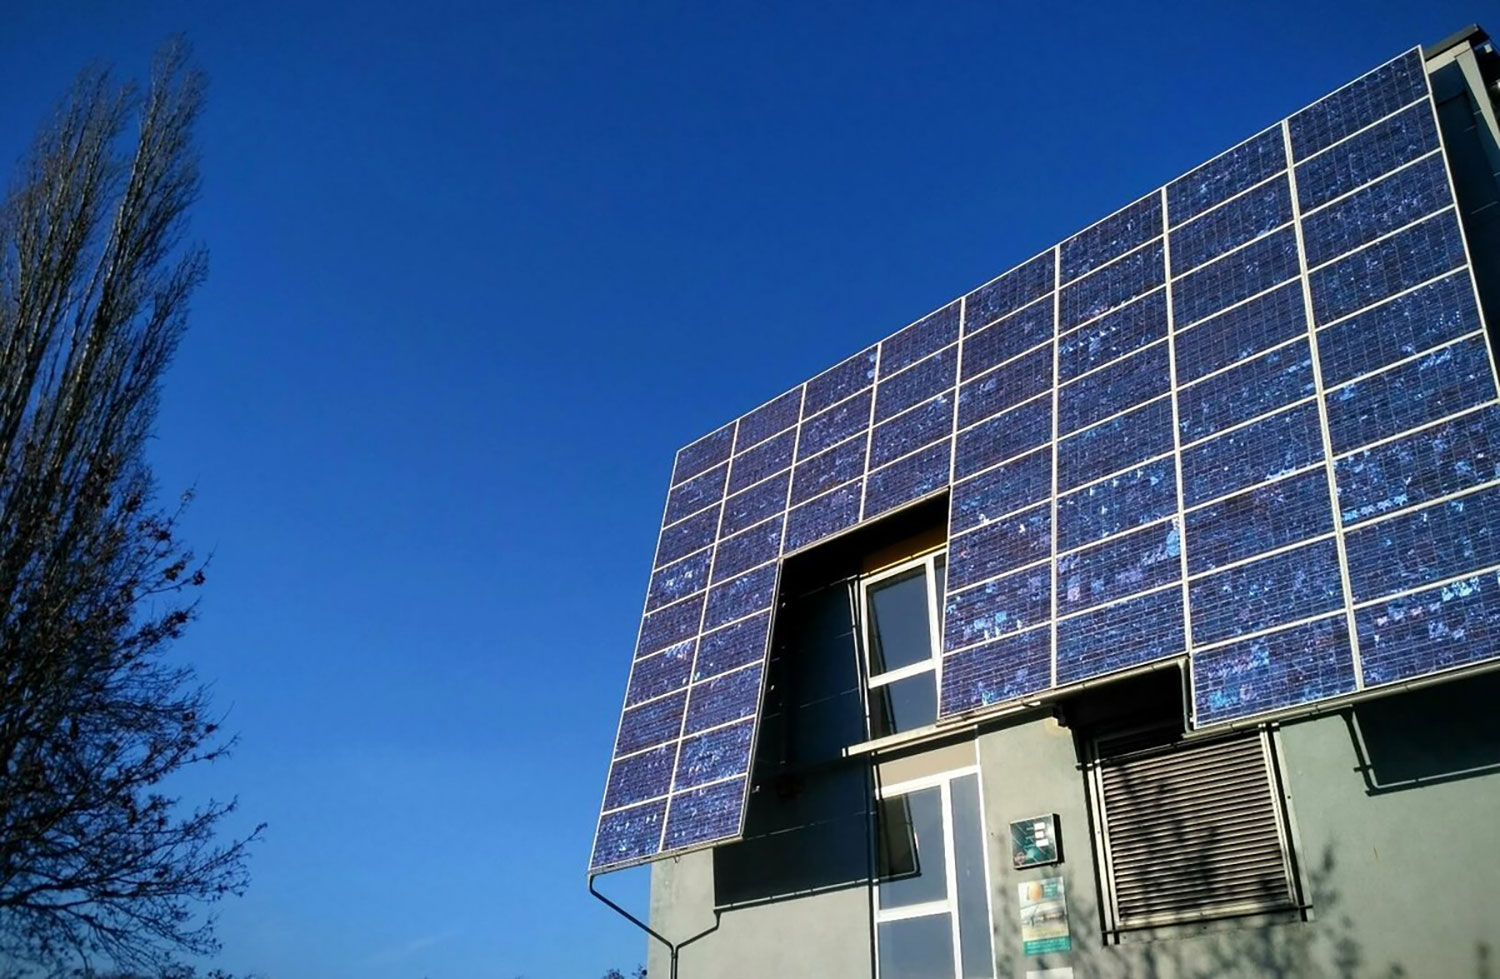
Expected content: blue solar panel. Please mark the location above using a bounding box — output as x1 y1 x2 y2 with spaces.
1170 177 1293 277
1055 519 1181 615
1056 457 1177 551
950 445 1052 535
1167 126 1286 226
1060 241 1164 330
944 567 1052 648
958 344 1051 428
1061 193 1162 282
1193 615 1356 723
592 46 1500 875
941 626 1052 713
1058 289 1167 381
864 440 950 519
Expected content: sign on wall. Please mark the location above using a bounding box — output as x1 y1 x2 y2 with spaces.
1018 876 1072 956
1011 813 1061 868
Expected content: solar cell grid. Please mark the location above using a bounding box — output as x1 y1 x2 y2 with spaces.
592 46 1500 875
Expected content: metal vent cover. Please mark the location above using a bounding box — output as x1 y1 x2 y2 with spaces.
1095 731 1297 929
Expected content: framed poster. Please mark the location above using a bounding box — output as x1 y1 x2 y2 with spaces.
1018 876 1072 956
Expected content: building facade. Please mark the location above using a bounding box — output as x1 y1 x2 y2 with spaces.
595 27 1500 979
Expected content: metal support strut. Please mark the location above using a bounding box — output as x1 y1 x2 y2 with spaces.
589 872 720 979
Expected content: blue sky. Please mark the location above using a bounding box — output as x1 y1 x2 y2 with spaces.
0 2 1484 976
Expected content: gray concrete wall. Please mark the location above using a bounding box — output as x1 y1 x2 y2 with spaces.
649 699 1500 978
975 708 1500 979
648 848 873 979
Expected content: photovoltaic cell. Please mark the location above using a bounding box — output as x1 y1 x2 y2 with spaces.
876 345 958 423
728 428 795 494
1315 270 1481 387
1056 587 1185 685
594 46 1500 874
1357 570 1500 685
1056 457 1178 551
1299 153 1452 268
944 567 1052 648
881 302 961 376
1171 227 1300 328
1061 193 1162 282
964 252 1054 331
1193 616 1356 723
1057 341 1170 436
1169 177 1293 276
940 626 1052 714
1055 519 1181 615
1323 335 1495 454
1287 50 1427 159
1188 538 1345 645
1177 340 1315 444
961 296 1055 379
1335 406 1500 526
735 388 803 452
1173 280 1307 383
1295 102 1440 211
1308 209 1467 325
1167 127 1286 226
1058 289 1167 381
1060 240 1164 330
864 440 951 519
958 344 1052 429
950 446 1053 534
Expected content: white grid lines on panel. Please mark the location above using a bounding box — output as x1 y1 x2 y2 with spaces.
1171 167 1289 234
1160 185 1199 721
1168 218 1295 285
1298 147 1445 219
1350 560 1500 611
1049 245 1064 686
1331 397 1500 463
1282 118 1366 690
657 412 742 853
1292 89 1427 166
1303 204 1457 278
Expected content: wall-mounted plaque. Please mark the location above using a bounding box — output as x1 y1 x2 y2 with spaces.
1011 813 1060 868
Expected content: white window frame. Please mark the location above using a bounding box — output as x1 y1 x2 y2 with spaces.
873 765 996 979
858 549 946 740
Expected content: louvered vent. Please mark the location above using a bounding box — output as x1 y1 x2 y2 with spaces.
1096 731 1296 929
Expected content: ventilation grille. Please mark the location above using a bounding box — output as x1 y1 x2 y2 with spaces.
1097 732 1296 929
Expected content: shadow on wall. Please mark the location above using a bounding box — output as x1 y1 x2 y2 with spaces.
1001 680 1500 979
713 577 875 908
1348 670 1500 791
1020 844 1495 979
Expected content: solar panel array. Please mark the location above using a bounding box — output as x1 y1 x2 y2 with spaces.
590 47 1500 874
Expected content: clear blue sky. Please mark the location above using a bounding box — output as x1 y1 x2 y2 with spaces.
0 2 1483 976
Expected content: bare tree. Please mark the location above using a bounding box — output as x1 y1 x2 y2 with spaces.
0 40 260 977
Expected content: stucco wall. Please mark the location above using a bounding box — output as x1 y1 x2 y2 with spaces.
648 697 1500 978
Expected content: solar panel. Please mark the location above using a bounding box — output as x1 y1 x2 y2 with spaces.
590 46 1500 874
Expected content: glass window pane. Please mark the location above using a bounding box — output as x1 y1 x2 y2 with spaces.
870 672 938 738
877 913 957 979
950 774 995 978
934 555 947 608
878 786 948 908
868 567 934 675
877 794 918 881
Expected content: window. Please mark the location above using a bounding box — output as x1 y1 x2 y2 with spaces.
1088 726 1302 933
875 769 995 979
861 550 945 739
